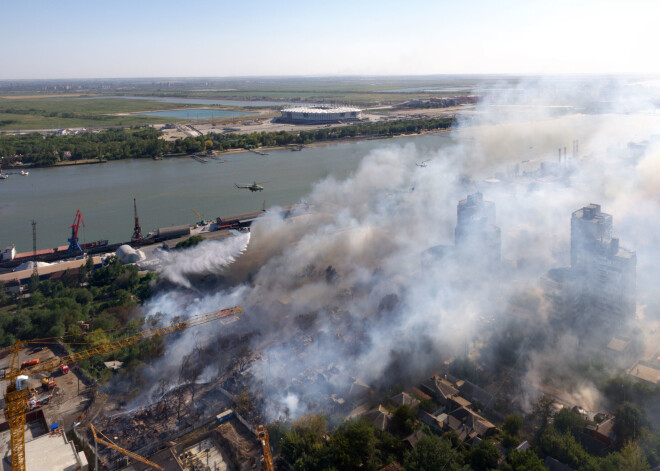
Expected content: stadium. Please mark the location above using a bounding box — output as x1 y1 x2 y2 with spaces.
278 106 362 124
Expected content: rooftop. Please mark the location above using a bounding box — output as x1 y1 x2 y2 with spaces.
24 431 88 471
628 361 660 384
281 106 361 113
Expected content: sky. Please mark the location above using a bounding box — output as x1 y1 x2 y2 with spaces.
2 0 660 79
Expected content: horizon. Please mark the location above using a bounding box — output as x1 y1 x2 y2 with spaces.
2 72 660 82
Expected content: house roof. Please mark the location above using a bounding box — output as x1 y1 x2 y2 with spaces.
457 379 494 406
420 376 459 402
606 336 631 353
544 456 575 471
447 407 496 440
402 430 425 449
451 396 472 409
379 462 402 471
363 405 392 431
410 387 432 401
349 377 372 397
627 361 660 384
586 417 616 441
417 410 445 431
390 392 420 408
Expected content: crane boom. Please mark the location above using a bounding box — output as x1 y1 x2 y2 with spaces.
257 424 274 471
3 306 242 471
91 424 164 470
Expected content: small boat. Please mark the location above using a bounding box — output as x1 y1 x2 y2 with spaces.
20 170 29 176
0 174 8 180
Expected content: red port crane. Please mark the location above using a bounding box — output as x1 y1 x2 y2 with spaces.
66 210 85 255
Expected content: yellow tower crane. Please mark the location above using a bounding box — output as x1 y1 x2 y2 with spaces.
256 424 274 471
91 423 164 470
2 306 242 471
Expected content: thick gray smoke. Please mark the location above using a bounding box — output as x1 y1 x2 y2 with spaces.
134 76 660 421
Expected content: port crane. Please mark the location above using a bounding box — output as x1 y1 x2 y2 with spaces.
91 423 164 470
2 306 242 471
66 209 85 255
132 198 143 242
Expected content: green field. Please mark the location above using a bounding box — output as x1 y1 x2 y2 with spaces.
0 76 491 130
0 96 240 131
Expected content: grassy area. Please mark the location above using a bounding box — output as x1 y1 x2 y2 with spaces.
0 97 220 131
0 77 484 130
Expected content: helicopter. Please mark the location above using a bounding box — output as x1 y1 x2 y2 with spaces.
235 182 265 192
416 160 430 168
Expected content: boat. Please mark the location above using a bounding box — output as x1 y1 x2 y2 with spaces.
20 170 28 176
0 174 7 180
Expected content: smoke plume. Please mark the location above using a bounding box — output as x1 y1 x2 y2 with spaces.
132 76 660 422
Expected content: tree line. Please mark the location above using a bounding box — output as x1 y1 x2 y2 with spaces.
0 117 455 167
0 256 159 389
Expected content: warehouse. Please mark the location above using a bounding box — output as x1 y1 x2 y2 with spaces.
279 106 362 124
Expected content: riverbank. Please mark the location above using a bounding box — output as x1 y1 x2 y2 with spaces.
215 126 454 156
3 122 455 170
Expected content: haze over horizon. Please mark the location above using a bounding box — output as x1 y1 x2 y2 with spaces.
3 0 660 80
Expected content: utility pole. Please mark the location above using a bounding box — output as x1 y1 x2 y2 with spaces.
32 221 38 278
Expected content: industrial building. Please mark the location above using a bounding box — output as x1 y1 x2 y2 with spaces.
278 106 361 124
570 204 636 323
454 192 501 267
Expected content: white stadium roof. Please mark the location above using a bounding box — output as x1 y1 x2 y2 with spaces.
281 106 361 114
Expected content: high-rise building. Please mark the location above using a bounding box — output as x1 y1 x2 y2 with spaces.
570 204 636 323
455 192 501 266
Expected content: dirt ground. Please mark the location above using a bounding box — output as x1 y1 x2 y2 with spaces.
0 345 94 429
157 105 468 142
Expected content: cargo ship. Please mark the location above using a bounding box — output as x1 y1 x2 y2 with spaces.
0 240 109 269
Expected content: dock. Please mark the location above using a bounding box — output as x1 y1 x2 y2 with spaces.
246 148 269 156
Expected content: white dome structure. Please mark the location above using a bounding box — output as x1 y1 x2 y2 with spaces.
116 245 146 264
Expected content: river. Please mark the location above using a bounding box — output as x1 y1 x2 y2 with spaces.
0 134 454 252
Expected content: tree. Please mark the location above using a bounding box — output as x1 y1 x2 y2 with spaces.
531 395 554 431
503 414 523 438
281 415 328 469
392 405 416 436
154 377 171 419
180 349 203 404
505 449 546 471
29 273 39 292
553 408 585 438
470 440 501 471
614 402 648 442
330 419 377 470
235 391 253 415
403 435 469 471
233 344 252 372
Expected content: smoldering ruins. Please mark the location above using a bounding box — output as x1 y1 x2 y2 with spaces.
98 77 660 456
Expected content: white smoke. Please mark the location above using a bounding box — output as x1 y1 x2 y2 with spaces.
133 76 660 420
157 232 251 288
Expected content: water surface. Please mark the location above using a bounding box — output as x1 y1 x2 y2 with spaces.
0 134 453 252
